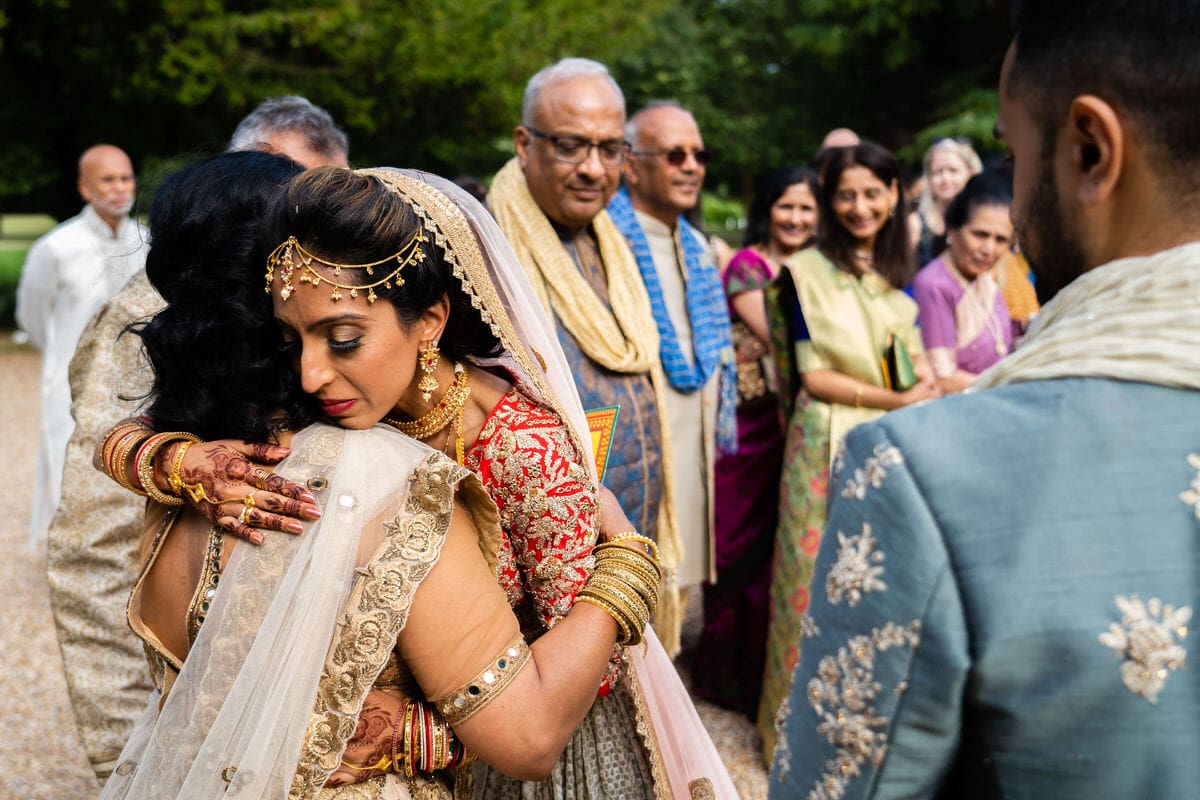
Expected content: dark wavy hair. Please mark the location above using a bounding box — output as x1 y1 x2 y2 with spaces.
816 142 913 289
137 150 317 442
743 167 820 248
943 172 1012 233
263 167 503 363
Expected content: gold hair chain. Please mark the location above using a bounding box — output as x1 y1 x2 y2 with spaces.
265 233 428 303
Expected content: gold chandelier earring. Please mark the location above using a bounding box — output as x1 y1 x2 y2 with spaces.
418 340 441 402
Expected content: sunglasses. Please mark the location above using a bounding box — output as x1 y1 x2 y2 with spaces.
634 147 714 166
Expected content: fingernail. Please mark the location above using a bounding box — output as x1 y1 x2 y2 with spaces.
250 532 265 545
304 506 323 520
300 492 317 504
285 520 304 534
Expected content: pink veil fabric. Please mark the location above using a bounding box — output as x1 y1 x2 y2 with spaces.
631 626 741 799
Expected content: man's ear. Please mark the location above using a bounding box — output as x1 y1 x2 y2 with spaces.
1064 94 1124 207
514 126 531 169
622 155 640 186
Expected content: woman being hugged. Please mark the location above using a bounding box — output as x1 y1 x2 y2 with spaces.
756 143 941 761
100 155 668 800
100 165 735 798
912 173 1016 393
692 167 819 717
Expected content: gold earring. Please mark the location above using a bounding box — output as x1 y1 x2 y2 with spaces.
418 340 441 402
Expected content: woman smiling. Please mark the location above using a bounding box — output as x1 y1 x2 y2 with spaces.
756 143 941 761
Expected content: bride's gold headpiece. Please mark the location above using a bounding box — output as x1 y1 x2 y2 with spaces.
265 232 428 303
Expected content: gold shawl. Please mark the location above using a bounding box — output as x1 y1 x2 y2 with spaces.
488 157 684 654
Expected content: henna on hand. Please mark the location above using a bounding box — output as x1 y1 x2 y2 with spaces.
325 691 404 787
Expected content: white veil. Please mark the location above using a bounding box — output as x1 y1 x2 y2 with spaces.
100 425 460 799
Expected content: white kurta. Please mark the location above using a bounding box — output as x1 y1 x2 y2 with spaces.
635 211 718 588
16 205 146 548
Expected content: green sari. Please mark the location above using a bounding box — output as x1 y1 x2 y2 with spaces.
756 248 921 762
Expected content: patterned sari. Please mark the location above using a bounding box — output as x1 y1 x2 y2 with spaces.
757 249 921 762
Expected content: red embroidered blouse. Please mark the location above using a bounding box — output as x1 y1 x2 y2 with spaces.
464 389 620 692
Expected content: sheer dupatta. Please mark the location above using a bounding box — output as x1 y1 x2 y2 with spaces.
101 425 478 800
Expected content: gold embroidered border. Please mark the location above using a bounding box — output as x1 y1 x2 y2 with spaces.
290 454 469 799
622 647 673 800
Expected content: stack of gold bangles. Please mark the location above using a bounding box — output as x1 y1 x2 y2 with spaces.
575 533 662 646
340 699 472 776
100 420 204 507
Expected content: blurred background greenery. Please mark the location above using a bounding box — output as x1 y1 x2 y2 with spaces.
0 0 1012 323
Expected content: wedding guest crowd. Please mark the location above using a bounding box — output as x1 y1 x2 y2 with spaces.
22 1 1195 795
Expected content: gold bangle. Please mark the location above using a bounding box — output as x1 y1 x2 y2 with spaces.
167 441 194 498
594 542 663 583
136 432 199 506
603 533 659 562
575 593 633 643
582 579 651 640
854 383 865 408
112 428 150 495
592 556 660 606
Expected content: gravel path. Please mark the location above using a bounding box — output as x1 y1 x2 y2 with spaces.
0 342 768 799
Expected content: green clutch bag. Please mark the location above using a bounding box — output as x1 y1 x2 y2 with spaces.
881 334 918 391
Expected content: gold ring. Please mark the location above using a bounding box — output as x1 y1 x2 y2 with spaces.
242 492 256 509
239 505 252 524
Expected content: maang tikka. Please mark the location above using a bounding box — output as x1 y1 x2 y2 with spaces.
418 340 441 402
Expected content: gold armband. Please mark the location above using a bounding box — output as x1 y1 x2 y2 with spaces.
436 633 530 726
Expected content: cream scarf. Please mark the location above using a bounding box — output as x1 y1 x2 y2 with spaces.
488 157 685 654
973 240 1200 390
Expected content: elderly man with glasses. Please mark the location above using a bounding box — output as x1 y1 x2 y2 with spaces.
607 101 735 606
488 58 688 653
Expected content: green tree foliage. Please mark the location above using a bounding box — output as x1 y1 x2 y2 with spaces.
1 0 1010 218
0 0 669 216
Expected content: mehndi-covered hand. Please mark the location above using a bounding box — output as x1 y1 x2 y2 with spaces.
325 689 405 787
163 439 321 544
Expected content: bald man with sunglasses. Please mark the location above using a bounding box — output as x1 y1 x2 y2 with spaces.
608 101 736 599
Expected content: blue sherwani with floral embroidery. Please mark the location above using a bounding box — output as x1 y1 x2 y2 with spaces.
769 377 1200 800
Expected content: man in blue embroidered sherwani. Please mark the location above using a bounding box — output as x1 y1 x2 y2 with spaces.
609 101 736 592
770 1 1200 797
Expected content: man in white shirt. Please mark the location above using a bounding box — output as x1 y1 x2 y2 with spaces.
16 143 146 549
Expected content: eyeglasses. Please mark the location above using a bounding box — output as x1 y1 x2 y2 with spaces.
633 148 714 167
526 127 631 167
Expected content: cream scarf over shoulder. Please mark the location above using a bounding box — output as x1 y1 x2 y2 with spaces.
488 157 685 654
973 240 1200 390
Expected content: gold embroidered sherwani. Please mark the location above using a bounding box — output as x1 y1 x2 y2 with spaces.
46 270 163 779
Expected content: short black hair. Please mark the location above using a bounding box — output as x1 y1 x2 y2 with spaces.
1010 0 1200 193
943 172 1012 232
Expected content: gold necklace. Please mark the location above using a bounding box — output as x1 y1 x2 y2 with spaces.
385 363 471 462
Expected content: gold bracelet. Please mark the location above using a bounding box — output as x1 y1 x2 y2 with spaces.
575 593 634 643
592 555 660 607
594 542 663 585
112 428 151 495
136 432 199 506
582 587 647 646
602 533 659 562
101 421 144 482
167 441 194 498
582 577 651 637
854 383 865 408
595 544 663 583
